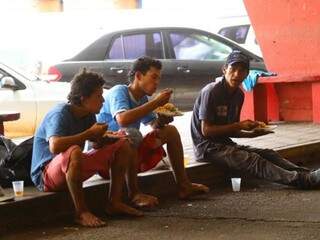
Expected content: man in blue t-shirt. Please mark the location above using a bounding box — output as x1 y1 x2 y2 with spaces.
191 50 320 189
97 56 209 207
31 69 143 227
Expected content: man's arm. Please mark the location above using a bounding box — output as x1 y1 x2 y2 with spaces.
116 100 159 127
149 114 173 129
201 120 241 138
201 120 272 139
116 90 172 127
233 128 274 138
201 119 259 138
49 123 107 154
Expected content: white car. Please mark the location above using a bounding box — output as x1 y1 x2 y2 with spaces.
216 17 262 57
0 63 70 138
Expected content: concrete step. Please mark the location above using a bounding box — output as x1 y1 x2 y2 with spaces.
1 140 319 233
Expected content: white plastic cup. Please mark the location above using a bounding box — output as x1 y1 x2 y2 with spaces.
12 181 24 197
231 178 241 192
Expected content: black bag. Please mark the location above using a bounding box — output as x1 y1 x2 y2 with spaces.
0 136 33 188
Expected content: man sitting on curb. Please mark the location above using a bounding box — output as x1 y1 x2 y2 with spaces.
97 56 209 208
191 50 320 189
31 69 143 228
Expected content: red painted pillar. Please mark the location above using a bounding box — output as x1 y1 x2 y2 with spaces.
265 83 280 121
244 0 320 123
312 82 320 123
244 0 320 75
241 84 268 122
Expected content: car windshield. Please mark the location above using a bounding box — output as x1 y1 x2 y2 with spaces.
1 63 41 82
170 32 232 60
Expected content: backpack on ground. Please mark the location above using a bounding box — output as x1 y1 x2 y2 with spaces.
0 136 33 188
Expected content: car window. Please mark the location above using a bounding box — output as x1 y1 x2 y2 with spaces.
218 25 250 44
0 67 26 90
123 34 146 59
108 37 124 59
0 69 5 82
108 32 164 60
169 32 232 60
0 68 15 89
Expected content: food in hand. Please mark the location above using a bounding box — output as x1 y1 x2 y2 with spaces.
102 131 126 144
253 121 277 132
155 103 183 116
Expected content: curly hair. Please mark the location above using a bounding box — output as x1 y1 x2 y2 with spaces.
67 68 105 105
128 56 162 82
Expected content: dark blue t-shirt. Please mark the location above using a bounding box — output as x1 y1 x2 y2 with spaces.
191 78 244 160
31 103 96 190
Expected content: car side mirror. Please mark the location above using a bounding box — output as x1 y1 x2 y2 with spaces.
0 76 17 89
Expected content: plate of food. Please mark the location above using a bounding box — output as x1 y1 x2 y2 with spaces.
154 103 184 117
254 122 278 131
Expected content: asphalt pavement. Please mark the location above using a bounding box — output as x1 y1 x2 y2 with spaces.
2 181 320 240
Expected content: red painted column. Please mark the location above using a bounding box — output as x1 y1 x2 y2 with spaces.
241 90 255 120
241 85 268 122
244 0 320 75
265 83 280 122
243 0 320 123
312 82 320 123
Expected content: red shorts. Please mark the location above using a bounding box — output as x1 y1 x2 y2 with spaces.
42 139 126 192
138 130 166 172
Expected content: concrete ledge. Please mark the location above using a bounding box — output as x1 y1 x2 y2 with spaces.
276 140 320 165
0 162 226 233
1 140 320 232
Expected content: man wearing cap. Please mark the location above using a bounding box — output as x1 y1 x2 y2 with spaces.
191 50 320 189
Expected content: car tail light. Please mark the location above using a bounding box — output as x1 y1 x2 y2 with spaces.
47 66 62 82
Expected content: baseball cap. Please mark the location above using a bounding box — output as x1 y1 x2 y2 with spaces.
226 50 250 69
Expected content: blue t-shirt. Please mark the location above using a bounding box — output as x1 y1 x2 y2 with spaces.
96 85 156 131
31 103 96 190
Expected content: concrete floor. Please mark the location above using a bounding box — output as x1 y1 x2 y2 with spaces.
3 114 320 239
3 181 320 240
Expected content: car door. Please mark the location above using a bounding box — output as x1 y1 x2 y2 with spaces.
0 67 37 137
164 29 233 110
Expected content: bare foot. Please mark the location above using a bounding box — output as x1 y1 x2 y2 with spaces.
106 202 144 217
178 183 209 200
132 193 159 209
75 211 106 227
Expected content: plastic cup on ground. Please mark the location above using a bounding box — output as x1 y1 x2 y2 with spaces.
12 181 24 197
231 178 241 192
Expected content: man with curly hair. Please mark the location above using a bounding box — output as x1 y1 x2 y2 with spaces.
31 69 142 227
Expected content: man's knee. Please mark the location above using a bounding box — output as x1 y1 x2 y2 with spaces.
68 145 83 168
118 140 134 154
114 140 134 165
159 125 180 141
